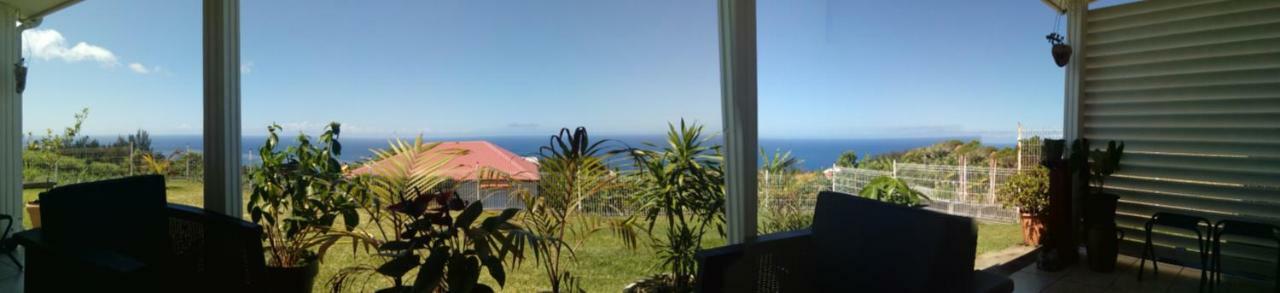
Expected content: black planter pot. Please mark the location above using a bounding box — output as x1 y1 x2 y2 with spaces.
1052 44 1073 67
1086 225 1122 272
1084 192 1121 272
1083 192 1119 229
263 259 321 293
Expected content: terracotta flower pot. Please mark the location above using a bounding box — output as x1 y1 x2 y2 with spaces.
1019 212 1046 246
25 201 41 228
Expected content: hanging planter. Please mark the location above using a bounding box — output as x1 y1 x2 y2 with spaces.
15 58 27 94
1047 33 1072 67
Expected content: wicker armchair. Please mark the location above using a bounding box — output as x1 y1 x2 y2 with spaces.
695 191 1014 293
15 175 265 292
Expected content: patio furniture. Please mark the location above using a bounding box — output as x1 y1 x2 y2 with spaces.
1138 212 1212 291
0 214 19 271
695 191 1014 293
1209 219 1279 293
14 175 267 292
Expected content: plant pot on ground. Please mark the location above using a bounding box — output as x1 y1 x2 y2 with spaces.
246 123 365 293
1075 139 1125 272
25 200 40 228
997 166 1050 246
261 252 321 293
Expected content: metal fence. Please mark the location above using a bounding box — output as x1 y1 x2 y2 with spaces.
471 164 1026 223
830 164 1020 223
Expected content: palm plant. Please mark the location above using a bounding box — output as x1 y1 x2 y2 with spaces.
620 120 725 292
516 127 626 293
141 153 171 177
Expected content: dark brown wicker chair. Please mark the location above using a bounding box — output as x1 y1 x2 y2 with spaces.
695 191 1014 293
14 175 266 293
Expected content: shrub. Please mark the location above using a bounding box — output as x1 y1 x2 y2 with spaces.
858 176 929 207
996 166 1049 215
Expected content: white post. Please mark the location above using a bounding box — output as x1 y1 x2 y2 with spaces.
718 0 758 244
831 164 837 192
203 0 243 216
1016 123 1023 171
1063 0 1088 227
891 160 898 178
0 5 24 233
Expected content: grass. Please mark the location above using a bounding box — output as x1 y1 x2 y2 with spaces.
20 181 1025 292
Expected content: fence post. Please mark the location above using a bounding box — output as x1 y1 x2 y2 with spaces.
989 157 997 205
831 164 837 192
1017 123 1023 171
891 160 898 178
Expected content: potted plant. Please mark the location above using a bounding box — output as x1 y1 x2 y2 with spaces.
246 123 364 292
997 166 1050 245
1072 139 1125 272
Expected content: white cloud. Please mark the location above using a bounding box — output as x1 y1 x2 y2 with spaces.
23 28 157 75
128 62 156 74
23 29 118 66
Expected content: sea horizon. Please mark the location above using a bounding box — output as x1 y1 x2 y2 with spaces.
91 134 1017 171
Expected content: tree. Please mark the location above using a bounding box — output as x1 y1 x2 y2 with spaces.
835 150 858 168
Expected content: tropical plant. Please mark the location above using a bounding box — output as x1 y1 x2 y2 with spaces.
246 123 364 268
996 166 1050 215
141 153 171 177
518 127 623 293
760 148 800 175
328 137 533 293
621 120 725 292
858 176 929 207
1087 140 1125 193
835 150 858 168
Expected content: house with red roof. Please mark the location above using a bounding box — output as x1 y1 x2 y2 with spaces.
349 141 538 209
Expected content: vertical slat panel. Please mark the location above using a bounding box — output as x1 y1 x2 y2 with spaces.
1084 0 1280 276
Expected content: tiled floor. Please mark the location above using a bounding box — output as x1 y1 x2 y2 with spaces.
0 248 21 292
1011 254 1274 293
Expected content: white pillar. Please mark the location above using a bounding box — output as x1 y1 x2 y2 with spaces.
718 0 758 244
1063 0 1088 229
203 0 242 216
0 5 23 233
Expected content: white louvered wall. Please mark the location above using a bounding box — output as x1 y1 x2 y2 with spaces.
1082 0 1280 276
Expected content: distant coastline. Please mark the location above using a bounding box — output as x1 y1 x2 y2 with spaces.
107 134 1017 171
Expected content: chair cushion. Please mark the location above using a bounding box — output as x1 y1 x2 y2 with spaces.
39 175 170 266
811 191 978 293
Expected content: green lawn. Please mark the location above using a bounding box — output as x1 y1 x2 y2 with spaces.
21 181 1025 292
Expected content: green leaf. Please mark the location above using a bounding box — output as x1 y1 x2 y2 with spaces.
446 255 481 293
412 247 449 293
376 253 419 278
481 256 506 288
455 200 484 229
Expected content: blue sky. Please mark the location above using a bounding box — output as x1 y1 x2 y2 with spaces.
21 0 1123 140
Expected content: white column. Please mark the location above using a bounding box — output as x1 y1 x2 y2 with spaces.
0 5 23 232
1062 1 1086 144
1063 0 1088 227
203 0 242 216
718 0 758 244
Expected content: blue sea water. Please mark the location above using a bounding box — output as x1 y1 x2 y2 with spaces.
140 135 1000 171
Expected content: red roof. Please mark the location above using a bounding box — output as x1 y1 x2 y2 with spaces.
350 141 539 181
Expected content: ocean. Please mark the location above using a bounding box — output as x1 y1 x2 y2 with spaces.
135 134 1011 171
